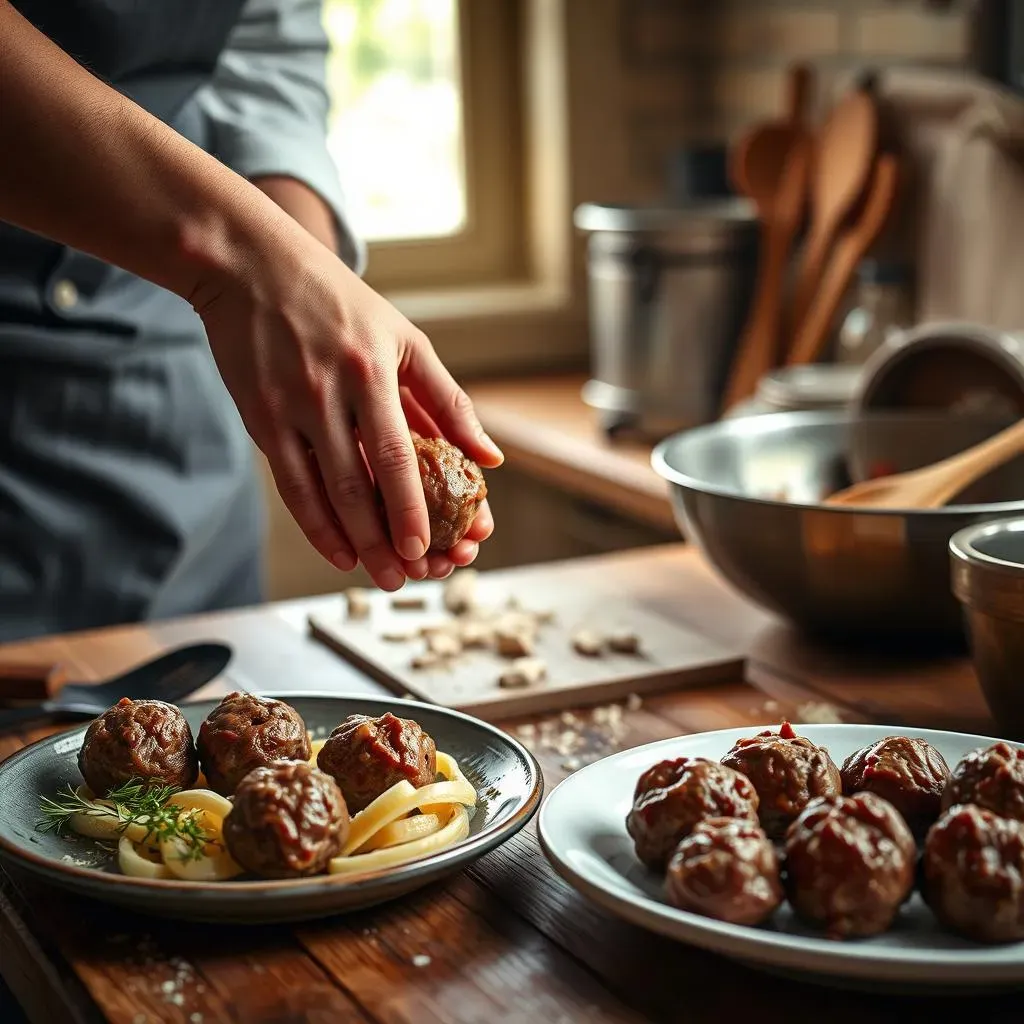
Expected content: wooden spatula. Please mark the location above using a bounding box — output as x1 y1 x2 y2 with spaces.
785 153 900 366
789 88 878 337
825 417 1024 509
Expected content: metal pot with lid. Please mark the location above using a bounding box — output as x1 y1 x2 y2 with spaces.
575 199 758 439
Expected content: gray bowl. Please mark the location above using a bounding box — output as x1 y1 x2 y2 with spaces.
950 519 1024 739
652 410 1024 642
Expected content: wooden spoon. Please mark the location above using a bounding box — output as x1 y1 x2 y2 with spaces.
825 417 1024 509
721 135 812 412
785 153 900 366
789 89 878 336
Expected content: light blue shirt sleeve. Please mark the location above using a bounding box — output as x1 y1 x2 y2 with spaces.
195 0 367 274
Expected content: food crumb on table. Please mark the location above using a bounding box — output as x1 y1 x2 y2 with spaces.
190 1014 204 1024
411 954 432 967
795 701 845 724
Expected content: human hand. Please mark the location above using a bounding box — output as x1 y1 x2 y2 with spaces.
191 221 502 591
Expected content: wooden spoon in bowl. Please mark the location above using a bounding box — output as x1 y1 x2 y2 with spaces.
825 417 1024 509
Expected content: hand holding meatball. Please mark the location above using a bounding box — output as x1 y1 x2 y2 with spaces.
840 736 951 836
197 692 312 796
223 761 349 879
414 437 487 552
78 697 199 796
626 757 760 871
941 742 1024 823
317 712 437 813
720 722 842 840
922 803 1024 944
783 792 915 939
665 817 782 926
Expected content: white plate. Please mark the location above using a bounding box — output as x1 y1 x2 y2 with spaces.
538 723 1024 989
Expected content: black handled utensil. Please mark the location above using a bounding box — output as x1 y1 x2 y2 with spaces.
0 642 232 733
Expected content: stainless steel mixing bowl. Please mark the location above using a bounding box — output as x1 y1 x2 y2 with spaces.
652 410 1024 641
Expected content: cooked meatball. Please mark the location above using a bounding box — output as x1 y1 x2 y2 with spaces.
922 803 1024 943
223 761 349 879
626 757 760 871
317 712 437 813
197 692 312 796
720 722 842 840
941 742 1024 823
840 736 951 836
665 817 783 926
78 697 199 796
415 437 487 552
783 792 915 939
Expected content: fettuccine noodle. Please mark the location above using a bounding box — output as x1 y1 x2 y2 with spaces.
64 750 477 882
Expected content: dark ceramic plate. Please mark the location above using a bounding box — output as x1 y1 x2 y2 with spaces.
0 693 542 924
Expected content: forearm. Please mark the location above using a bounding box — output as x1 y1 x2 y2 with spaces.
0 2 300 301
252 175 339 253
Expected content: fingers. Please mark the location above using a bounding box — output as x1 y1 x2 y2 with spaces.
463 499 493 543
311 410 408 591
403 336 504 468
354 373 430 563
265 431 356 572
400 386 442 439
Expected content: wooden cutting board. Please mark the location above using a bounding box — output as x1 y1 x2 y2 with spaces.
307 557 745 720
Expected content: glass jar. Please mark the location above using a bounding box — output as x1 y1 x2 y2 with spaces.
835 261 915 367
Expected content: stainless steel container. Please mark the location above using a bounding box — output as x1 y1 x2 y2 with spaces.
652 409 1024 643
575 200 758 439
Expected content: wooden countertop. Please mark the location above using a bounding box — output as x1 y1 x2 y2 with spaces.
469 375 677 531
0 544 1007 1024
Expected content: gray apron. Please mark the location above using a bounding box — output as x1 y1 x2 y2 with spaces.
0 0 263 642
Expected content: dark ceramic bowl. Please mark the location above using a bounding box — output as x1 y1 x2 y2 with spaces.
0 693 542 924
951 519 1024 739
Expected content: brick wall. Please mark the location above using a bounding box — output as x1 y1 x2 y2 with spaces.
610 0 971 197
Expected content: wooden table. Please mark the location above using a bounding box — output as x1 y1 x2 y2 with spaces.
0 544 1015 1024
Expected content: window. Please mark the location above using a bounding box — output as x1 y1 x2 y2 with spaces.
323 0 526 293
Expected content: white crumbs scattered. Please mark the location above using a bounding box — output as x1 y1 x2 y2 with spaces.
411 954 432 968
190 1015 204 1024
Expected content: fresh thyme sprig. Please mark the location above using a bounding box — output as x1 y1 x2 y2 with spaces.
37 780 209 861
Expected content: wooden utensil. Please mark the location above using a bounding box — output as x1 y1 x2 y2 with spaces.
789 88 879 337
721 135 812 412
785 153 900 367
308 566 744 721
825 417 1024 509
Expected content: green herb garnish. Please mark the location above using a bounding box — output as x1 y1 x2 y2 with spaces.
37 780 208 861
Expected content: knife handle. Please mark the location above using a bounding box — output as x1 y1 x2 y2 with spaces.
0 662 69 702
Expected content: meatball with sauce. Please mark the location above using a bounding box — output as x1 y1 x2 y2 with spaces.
783 792 915 939
78 697 199 796
223 761 349 879
197 692 312 796
414 437 487 552
941 742 1024 823
922 803 1024 944
720 722 842 840
665 817 783 926
840 736 951 837
317 712 437 813
626 757 760 871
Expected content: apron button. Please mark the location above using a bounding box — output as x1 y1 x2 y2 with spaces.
52 279 79 310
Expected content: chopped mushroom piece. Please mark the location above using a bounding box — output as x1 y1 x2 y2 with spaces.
458 620 493 648
607 630 639 654
381 631 414 643
572 629 604 657
343 588 371 620
443 570 478 615
411 653 441 670
496 630 533 658
499 657 547 689
426 632 462 658
392 595 427 611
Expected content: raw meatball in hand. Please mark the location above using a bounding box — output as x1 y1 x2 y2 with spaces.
223 761 349 879
941 742 1024 823
626 757 760 871
783 792 915 939
414 437 487 552
840 735 951 836
197 692 312 796
78 698 199 796
922 803 1024 943
665 817 783 926
317 712 437 813
720 722 842 839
